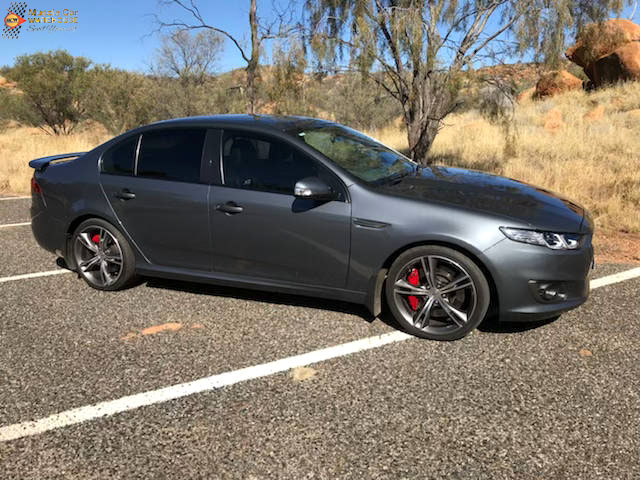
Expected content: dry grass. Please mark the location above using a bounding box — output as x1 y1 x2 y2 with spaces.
0 123 110 194
366 81 640 235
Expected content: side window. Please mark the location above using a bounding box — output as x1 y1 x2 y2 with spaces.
137 129 206 183
101 135 137 175
222 131 344 199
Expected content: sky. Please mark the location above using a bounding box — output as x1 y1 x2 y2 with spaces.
1 0 260 71
1 1 638 72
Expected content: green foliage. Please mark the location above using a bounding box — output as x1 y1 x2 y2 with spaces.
309 73 402 130
6 50 92 134
1 48 246 134
145 76 225 119
86 67 157 135
264 40 312 116
0 91 39 129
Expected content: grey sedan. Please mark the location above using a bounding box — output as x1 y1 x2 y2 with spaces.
29 115 593 340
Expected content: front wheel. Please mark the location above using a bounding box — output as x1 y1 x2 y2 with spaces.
71 218 137 291
385 245 490 341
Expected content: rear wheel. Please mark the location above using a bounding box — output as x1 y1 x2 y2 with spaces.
385 245 490 341
71 218 137 290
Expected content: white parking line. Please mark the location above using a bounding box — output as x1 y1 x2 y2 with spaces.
0 331 411 442
0 269 72 284
0 266 639 443
590 267 640 289
0 196 30 201
0 221 31 229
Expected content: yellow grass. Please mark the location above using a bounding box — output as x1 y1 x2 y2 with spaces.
0 124 109 194
366 82 640 233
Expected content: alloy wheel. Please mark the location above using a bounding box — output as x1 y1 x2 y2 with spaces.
73 226 124 288
392 255 478 335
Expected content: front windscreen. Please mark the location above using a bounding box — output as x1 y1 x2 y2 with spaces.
293 123 416 184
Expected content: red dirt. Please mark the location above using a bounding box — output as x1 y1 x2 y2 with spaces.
594 231 640 265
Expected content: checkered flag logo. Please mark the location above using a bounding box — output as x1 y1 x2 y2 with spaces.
2 2 27 39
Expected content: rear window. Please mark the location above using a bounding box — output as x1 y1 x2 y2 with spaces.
101 136 137 175
137 129 206 183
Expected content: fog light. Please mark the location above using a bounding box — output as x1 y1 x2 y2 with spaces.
540 288 556 300
539 287 567 301
529 281 569 303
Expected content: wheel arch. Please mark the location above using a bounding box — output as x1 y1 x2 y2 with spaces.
365 239 500 320
64 213 119 270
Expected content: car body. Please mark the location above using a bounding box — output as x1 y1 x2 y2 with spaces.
29 115 594 340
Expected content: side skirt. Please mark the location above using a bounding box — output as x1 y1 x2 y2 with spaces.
136 264 367 305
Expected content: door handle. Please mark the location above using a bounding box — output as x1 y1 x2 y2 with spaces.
115 189 136 200
216 201 244 215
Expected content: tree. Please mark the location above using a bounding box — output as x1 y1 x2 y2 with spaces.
265 39 309 114
304 0 631 164
86 67 156 134
156 0 299 114
6 50 92 134
0 90 39 130
152 29 224 85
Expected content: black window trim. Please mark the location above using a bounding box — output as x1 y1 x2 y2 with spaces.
217 128 349 202
200 128 222 185
218 128 225 186
133 133 142 176
99 133 140 177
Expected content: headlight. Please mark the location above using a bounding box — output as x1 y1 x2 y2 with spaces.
499 227 583 250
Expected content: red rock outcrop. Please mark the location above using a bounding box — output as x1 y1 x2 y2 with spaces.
534 70 582 98
566 19 640 87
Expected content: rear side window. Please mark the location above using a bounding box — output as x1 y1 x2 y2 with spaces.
137 129 206 183
101 136 137 175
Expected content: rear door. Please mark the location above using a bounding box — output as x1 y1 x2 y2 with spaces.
209 129 351 288
100 128 214 270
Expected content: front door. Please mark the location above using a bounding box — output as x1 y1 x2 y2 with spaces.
210 130 351 288
100 128 211 270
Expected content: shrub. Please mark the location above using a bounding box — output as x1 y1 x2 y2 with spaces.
86 67 157 134
5 50 92 134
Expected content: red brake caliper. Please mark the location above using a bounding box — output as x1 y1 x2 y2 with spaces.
407 268 420 310
92 234 100 244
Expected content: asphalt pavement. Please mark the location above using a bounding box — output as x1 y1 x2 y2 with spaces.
0 197 638 479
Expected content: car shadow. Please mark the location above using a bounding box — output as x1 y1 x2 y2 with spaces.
55 255 404 331
144 276 559 336
58 253 556 338
478 314 561 334
144 277 404 331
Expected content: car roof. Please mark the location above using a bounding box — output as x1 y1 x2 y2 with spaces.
146 114 336 134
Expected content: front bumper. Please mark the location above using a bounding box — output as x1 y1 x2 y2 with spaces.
480 236 593 322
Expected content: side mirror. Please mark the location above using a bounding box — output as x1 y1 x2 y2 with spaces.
294 176 338 202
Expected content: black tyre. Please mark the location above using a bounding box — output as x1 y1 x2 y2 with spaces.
385 245 490 341
71 218 137 291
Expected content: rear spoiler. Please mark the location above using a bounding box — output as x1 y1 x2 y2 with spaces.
28 152 86 172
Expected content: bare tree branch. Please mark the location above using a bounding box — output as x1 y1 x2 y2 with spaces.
155 0 301 114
